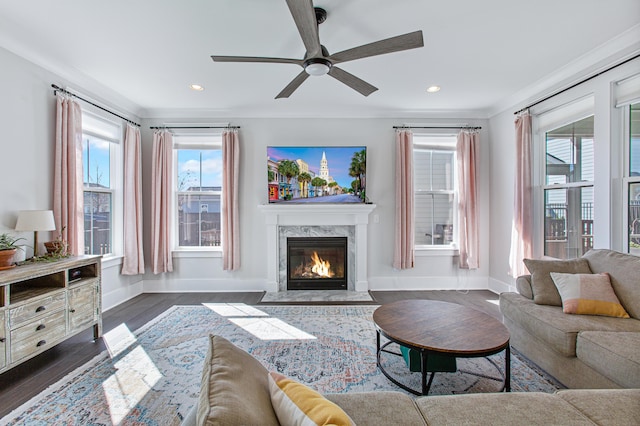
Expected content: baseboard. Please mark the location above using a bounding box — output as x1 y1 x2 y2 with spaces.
102 281 144 312
142 278 270 293
488 277 515 294
140 276 497 293
368 275 488 291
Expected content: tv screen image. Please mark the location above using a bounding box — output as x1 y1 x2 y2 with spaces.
267 146 366 204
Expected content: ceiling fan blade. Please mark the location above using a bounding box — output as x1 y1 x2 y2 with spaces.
276 70 310 99
329 30 424 64
285 0 322 57
328 66 378 97
211 55 303 65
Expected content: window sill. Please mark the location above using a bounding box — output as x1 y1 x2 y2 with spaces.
173 249 222 258
101 255 123 269
415 246 459 257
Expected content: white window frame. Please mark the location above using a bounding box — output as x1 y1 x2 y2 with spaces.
81 111 123 260
623 101 640 254
172 133 223 257
413 134 458 254
533 106 595 259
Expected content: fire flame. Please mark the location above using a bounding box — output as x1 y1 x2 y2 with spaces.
310 251 334 278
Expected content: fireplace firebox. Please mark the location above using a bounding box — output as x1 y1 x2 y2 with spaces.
287 237 347 290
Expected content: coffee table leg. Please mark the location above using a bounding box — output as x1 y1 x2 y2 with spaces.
421 351 427 394
505 344 511 392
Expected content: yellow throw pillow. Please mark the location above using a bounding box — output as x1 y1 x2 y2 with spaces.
268 371 356 426
550 272 630 318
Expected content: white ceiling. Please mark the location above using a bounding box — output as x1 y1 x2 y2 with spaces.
0 0 638 119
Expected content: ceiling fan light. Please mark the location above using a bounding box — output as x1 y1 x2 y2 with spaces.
304 59 331 76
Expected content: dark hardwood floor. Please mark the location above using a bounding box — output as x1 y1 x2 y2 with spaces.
0 290 500 418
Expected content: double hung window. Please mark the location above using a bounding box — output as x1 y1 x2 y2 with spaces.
542 116 594 259
82 113 121 256
413 135 457 247
626 103 640 254
174 135 223 248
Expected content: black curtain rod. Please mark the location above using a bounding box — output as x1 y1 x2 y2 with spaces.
393 126 482 130
51 84 141 127
513 53 640 115
149 126 240 130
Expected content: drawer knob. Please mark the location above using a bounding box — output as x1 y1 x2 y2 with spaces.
0 337 5 343
35 306 46 313
69 308 76 313
36 324 46 331
36 340 47 347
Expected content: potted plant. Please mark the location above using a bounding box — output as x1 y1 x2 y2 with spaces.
0 233 25 270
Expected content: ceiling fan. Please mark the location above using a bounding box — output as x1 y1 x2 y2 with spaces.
211 0 424 99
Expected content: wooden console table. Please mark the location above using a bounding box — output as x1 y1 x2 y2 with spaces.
0 255 102 373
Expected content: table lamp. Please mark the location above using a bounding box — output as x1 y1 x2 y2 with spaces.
15 210 56 257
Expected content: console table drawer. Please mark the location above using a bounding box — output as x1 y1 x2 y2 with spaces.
9 292 66 327
10 319 66 362
10 309 65 343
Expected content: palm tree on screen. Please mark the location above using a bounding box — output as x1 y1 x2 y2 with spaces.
278 160 299 199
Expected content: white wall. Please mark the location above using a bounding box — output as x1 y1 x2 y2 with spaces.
141 117 491 294
0 46 144 311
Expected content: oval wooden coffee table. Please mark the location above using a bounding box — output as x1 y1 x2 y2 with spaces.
373 299 511 395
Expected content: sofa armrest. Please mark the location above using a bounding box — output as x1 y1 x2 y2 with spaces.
516 275 534 300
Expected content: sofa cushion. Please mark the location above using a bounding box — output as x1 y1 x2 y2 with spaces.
325 392 427 426
268 371 355 426
499 292 640 356
523 258 592 306
556 389 640 425
576 331 640 388
550 272 630 318
197 335 280 426
414 392 596 425
582 249 640 319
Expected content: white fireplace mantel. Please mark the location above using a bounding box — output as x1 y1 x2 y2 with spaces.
258 203 376 292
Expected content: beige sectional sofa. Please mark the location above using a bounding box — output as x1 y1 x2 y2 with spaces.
500 249 640 389
183 334 640 425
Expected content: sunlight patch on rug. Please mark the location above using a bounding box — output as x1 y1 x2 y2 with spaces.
229 317 317 340
103 345 162 424
202 302 269 317
103 323 137 357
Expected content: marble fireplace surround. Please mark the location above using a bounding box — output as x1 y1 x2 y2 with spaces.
258 204 376 292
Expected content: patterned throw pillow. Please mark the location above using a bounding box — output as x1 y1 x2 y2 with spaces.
268 371 356 426
549 272 630 318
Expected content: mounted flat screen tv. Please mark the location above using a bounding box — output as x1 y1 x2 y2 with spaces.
267 146 366 204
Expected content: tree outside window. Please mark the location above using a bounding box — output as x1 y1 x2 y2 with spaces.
176 144 222 247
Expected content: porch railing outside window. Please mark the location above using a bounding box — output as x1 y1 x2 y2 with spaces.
544 201 593 258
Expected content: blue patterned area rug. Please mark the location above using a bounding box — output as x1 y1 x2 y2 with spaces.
2 305 560 425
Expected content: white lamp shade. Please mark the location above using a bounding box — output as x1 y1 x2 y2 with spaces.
15 210 56 231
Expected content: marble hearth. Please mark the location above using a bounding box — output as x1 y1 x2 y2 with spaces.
258 203 376 292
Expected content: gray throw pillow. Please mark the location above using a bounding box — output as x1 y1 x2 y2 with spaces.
197 335 280 426
523 258 592 306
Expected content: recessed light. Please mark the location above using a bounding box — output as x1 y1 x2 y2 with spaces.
426 85 441 93
190 84 205 91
